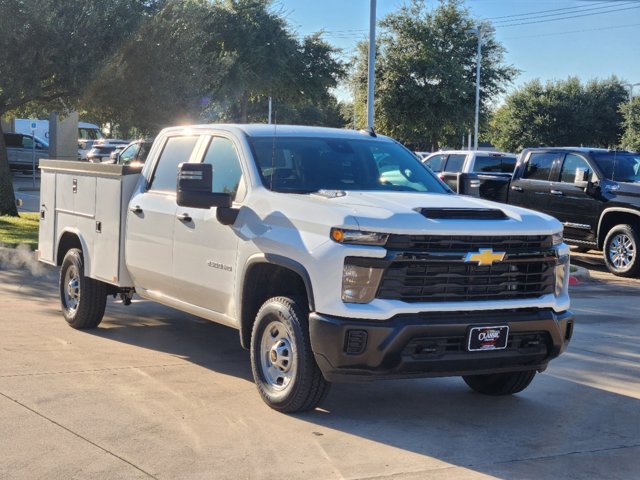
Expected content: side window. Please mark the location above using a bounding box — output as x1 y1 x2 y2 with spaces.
473 155 517 173
425 154 446 172
560 154 591 183
523 152 558 181
149 136 198 192
444 154 466 173
119 144 137 165
202 137 243 201
22 136 34 148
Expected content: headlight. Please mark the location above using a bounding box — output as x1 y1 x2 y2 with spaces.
552 231 563 246
342 263 384 303
331 228 389 246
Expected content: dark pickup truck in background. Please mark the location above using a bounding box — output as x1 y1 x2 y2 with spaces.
470 147 640 277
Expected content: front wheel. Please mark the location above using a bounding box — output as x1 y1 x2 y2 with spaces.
463 370 536 395
603 224 640 277
250 297 330 413
59 248 107 329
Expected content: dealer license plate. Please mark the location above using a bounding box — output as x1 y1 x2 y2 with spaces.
467 325 509 351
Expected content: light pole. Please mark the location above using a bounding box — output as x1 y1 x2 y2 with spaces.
622 82 640 101
468 25 494 151
367 0 377 131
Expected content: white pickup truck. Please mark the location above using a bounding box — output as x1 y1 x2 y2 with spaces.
38 124 574 412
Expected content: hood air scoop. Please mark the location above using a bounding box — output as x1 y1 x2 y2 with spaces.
418 208 507 220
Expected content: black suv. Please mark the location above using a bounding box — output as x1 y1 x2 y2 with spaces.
505 147 640 277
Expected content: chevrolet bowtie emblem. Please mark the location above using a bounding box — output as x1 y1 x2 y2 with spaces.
464 248 506 266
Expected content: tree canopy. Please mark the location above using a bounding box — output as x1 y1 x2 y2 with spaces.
620 96 640 151
350 0 517 151
0 0 158 215
489 77 628 152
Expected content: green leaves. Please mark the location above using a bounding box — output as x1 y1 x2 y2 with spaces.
350 0 516 151
621 97 640 151
490 77 628 152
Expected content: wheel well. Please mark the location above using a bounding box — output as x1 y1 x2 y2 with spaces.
240 263 309 349
56 232 82 265
598 211 640 248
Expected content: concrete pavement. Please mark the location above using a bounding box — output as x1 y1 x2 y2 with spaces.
0 262 638 479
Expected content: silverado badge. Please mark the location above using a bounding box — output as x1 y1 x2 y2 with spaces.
464 248 506 266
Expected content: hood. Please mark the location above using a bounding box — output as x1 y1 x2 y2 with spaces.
306 190 562 236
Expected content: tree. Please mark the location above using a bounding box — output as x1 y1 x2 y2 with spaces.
490 77 628 152
620 96 640 151
350 0 517 151
0 0 157 216
82 0 215 137
201 1 346 124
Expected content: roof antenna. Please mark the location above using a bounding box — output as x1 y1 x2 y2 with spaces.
359 126 377 137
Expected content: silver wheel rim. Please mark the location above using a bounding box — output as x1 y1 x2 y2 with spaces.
63 265 80 312
609 233 635 269
260 319 296 391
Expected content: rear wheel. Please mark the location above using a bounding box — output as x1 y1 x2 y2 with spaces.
603 224 640 277
59 248 107 329
463 370 536 395
250 296 330 413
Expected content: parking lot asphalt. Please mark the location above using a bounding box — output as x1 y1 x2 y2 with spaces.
0 258 638 480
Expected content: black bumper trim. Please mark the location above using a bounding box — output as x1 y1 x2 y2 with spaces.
309 308 573 383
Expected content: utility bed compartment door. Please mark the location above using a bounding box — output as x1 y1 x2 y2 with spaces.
37 171 56 263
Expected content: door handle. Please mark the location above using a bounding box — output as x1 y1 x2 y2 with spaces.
177 212 192 223
129 205 143 214
511 185 523 192
550 190 564 196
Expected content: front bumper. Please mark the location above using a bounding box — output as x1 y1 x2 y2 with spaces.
309 308 574 383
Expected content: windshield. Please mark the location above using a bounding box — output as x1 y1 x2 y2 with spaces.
249 136 448 194
592 152 640 183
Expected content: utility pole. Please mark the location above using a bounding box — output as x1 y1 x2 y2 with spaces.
468 25 494 151
622 83 640 101
367 0 377 130
268 97 272 124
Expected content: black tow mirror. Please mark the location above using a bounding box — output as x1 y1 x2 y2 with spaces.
574 168 589 189
176 163 232 209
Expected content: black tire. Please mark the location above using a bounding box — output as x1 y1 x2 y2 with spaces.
59 248 107 329
463 370 536 396
603 224 640 277
250 296 330 413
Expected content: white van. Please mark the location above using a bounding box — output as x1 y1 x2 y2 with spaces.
13 119 103 159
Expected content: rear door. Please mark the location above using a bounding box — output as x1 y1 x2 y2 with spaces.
508 151 561 215
125 135 200 294
547 153 599 242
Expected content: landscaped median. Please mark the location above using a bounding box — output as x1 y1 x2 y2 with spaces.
0 213 39 250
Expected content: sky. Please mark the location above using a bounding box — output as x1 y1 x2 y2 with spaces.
275 0 640 102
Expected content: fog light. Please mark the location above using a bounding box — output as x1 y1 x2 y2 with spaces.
342 263 384 303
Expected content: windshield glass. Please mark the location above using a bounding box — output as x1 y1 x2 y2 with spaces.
592 152 640 182
249 136 448 194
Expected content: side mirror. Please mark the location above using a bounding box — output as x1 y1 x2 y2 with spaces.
574 168 589 189
176 163 232 209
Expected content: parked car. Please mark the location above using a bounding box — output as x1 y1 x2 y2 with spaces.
472 147 640 277
108 139 153 166
86 139 129 163
423 150 517 197
4 133 49 172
